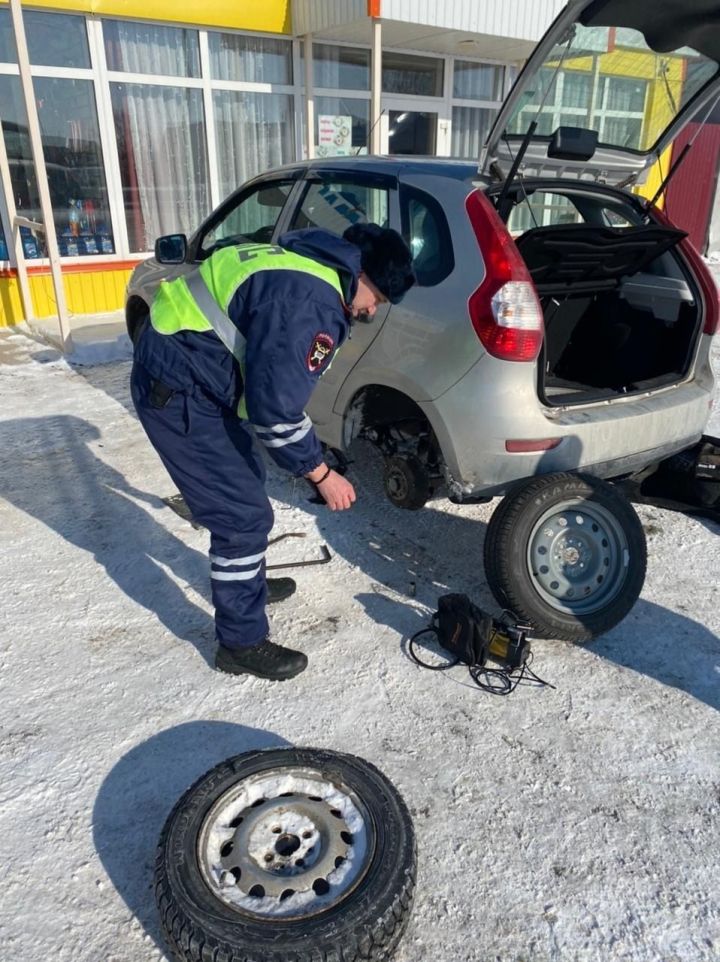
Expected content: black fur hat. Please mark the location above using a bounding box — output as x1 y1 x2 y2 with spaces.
343 223 416 304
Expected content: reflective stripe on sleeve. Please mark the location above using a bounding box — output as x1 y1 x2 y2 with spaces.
252 416 312 435
252 414 313 448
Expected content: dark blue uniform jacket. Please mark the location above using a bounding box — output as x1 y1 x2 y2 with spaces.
134 229 361 477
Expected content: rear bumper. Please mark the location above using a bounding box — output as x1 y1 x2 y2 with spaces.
422 349 716 498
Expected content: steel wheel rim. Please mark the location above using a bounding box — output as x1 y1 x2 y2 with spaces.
526 497 630 615
198 766 373 919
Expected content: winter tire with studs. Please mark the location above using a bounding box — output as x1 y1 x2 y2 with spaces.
155 747 417 962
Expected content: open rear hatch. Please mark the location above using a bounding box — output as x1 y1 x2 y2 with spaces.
481 0 720 189
479 0 720 404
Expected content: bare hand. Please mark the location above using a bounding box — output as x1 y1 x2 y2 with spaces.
316 469 356 511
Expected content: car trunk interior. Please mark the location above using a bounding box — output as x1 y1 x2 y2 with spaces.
513 220 702 404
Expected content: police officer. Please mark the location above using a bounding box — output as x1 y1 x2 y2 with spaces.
131 223 415 681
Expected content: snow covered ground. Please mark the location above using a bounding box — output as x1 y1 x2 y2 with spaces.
0 326 718 962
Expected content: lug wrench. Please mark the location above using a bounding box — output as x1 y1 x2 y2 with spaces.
164 497 332 568
267 532 332 569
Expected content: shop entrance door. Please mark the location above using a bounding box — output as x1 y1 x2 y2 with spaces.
381 100 439 155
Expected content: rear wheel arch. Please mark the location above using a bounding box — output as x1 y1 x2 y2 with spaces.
341 384 435 447
340 384 454 509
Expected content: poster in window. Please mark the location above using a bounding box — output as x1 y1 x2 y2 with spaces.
317 114 352 157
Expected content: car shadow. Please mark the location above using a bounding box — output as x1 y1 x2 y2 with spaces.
266 440 499 612
92 721 290 956
0 414 216 664
584 601 720 711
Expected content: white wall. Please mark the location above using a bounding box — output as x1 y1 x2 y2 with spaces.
293 0 566 42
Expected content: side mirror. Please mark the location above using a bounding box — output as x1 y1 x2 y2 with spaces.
155 234 187 264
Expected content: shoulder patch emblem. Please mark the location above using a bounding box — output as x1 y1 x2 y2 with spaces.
307 333 335 373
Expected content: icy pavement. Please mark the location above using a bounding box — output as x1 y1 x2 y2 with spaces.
0 329 718 962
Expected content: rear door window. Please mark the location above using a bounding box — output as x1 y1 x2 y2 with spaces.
289 178 389 235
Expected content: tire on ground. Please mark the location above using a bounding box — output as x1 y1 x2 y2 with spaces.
155 747 417 962
484 472 647 642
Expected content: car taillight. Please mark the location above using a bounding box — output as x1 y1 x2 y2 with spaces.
465 190 544 361
649 205 719 336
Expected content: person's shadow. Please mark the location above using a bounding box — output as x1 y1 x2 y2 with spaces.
0 414 215 663
92 721 290 956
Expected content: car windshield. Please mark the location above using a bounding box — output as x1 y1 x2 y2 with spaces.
506 23 719 153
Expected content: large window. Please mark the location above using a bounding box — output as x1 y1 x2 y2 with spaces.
451 60 505 158
213 91 295 198
0 11 113 258
0 9 14 62
35 78 114 255
451 106 495 158
0 9 89 67
383 52 443 97
453 60 503 101
0 76 42 258
0 74 114 258
312 44 369 90
111 83 210 253
209 33 292 84
209 31 296 197
104 20 200 77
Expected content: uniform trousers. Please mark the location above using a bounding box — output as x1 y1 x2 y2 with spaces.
131 361 274 648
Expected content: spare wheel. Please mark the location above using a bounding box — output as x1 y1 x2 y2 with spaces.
484 473 647 642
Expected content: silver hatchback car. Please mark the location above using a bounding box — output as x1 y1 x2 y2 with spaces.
127 0 719 641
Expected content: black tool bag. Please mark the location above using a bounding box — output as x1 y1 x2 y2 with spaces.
432 593 495 667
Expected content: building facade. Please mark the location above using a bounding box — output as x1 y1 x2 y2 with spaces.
1 0 716 327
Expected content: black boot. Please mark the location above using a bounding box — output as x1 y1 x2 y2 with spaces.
267 577 296 604
215 638 308 680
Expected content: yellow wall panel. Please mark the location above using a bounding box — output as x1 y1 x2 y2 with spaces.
0 276 25 326
0 267 135 325
9 0 292 33
29 275 55 317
